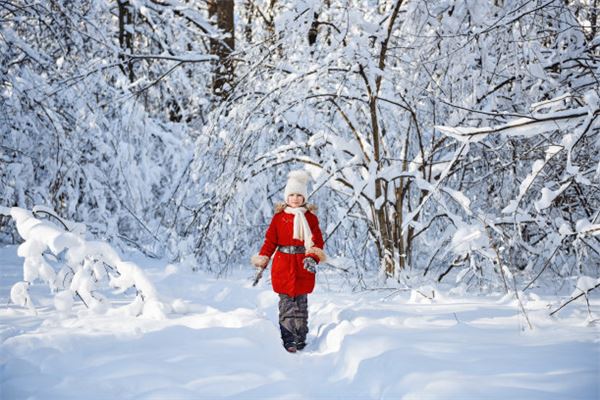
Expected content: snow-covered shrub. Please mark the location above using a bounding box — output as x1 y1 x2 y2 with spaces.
1 0 597 296
6 207 169 318
0 0 213 258
184 0 599 292
437 92 600 291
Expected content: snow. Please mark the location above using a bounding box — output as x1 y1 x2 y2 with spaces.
534 182 570 212
435 105 589 142
502 159 546 214
530 93 573 112
53 290 74 314
1 245 598 400
32 205 86 235
450 223 489 255
9 281 33 310
2 2 599 398
8 207 168 319
576 219 600 236
573 276 600 295
441 187 472 215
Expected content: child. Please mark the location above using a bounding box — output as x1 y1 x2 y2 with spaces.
251 170 326 353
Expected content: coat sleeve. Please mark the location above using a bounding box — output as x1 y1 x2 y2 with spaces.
259 215 279 259
305 213 326 263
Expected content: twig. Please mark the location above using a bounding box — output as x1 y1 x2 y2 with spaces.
523 244 561 291
252 267 265 287
479 221 510 293
75 291 89 308
512 274 533 330
382 287 412 300
584 292 593 320
32 209 70 231
550 282 600 317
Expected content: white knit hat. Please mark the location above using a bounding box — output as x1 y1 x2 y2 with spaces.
284 170 310 201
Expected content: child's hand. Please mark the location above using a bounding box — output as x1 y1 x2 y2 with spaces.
303 257 317 273
251 255 269 269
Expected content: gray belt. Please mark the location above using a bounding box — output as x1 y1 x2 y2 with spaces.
277 245 306 254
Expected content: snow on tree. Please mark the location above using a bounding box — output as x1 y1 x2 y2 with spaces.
0 0 218 258
2 206 170 318
182 0 598 291
1 0 598 296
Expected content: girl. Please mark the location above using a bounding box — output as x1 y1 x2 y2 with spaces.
251 170 326 353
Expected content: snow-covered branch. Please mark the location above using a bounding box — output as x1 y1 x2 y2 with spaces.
7 207 170 319
436 106 593 142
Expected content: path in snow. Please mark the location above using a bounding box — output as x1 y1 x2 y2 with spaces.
1 245 598 399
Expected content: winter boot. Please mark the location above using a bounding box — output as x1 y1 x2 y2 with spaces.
284 342 297 353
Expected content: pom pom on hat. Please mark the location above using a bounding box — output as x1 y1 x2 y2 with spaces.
284 170 310 200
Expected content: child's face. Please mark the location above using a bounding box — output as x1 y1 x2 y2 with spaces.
287 193 305 208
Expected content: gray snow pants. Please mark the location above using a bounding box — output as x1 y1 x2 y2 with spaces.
278 294 308 345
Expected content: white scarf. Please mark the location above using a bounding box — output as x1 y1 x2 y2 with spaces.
284 206 314 249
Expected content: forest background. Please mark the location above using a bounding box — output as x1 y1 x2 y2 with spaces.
1 0 599 295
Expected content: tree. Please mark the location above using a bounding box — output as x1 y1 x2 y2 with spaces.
117 0 135 82
1 0 597 295
0 0 214 257
208 0 235 97
186 0 599 289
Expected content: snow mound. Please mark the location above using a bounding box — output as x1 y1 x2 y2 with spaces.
0 246 598 399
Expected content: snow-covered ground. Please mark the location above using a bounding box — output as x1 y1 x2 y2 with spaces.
1 244 598 400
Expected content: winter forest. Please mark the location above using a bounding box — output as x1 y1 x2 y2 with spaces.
1 0 599 399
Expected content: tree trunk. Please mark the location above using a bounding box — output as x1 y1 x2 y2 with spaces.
243 0 254 44
265 0 277 41
208 0 235 97
590 0 598 42
258 0 279 57
372 0 406 278
308 12 319 46
117 0 135 82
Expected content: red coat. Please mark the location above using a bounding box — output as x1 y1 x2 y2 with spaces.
259 208 325 297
